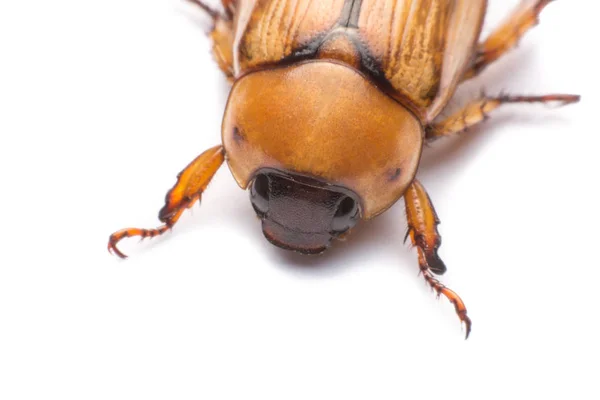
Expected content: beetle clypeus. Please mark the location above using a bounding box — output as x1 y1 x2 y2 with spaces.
108 0 579 338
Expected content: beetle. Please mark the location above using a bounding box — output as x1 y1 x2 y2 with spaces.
108 0 579 338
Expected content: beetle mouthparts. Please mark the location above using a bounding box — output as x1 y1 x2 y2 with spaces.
262 219 332 255
249 170 361 254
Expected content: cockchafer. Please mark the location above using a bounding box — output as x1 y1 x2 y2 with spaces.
108 0 580 338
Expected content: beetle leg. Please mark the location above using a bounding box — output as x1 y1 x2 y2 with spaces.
187 0 235 80
426 93 580 141
404 180 472 339
463 0 554 80
186 0 220 18
108 145 225 259
220 0 236 19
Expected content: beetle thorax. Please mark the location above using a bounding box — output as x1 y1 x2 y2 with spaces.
222 60 424 219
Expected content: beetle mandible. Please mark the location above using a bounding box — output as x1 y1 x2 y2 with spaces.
108 0 579 338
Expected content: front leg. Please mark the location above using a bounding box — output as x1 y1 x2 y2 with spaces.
108 145 225 258
404 180 471 338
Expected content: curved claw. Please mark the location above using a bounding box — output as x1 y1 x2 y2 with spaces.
441 286 472 339
422 267 472 339
107 226 170 259
107 145 225 259
464 316 472 340
107 237 128 259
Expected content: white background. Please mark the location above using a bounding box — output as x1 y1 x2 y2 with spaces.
1 0 598 399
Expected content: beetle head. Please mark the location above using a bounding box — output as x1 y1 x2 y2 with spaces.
222 61 424 253
249 169 360 254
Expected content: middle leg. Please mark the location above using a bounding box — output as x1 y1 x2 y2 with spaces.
426 93 580 141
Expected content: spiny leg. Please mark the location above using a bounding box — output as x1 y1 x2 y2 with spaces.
187 0 236 16
463 0 555 81
404 180 471 339
186 0 235 80
108 145 225 259
220 0 237 19
426 93 580 141
186 0 219 18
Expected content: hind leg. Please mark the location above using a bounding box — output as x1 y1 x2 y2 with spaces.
463 0 555 80
187 0 235 80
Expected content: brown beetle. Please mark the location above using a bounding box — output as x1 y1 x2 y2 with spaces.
108 0 579 338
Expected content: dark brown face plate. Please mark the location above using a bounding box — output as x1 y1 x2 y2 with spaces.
250 169 360 254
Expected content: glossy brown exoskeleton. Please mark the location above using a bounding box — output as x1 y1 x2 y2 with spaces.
108 0 579 338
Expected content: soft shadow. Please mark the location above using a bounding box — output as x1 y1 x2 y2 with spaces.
421 107 576 176
174 1 214 34
157 30 575 275
174 2 233 107
271 216 391 266
262 203 415 278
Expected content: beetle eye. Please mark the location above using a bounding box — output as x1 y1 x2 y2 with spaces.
332 196 359 233
250 174 270 216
